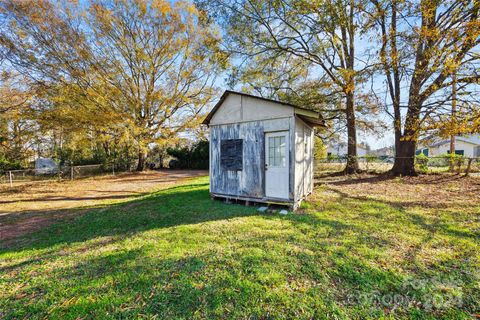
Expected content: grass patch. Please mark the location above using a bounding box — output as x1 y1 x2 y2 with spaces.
1 176 479 319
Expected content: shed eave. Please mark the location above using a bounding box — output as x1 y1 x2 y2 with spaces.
294 107 319 118
296 114 325 127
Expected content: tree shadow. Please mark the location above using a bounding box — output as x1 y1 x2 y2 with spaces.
0 182 257 253
0 194 139 204
0 219 418 319
314 172 396 187
317 171 480 188
325 187 478 241
325 181 478 211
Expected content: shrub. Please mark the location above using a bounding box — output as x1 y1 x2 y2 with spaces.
326 154 342 162
167 140 209 169
415 153 429 173
0 155 22 173
364 154 378 171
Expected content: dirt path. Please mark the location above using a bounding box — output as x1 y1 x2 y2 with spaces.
0 170 207 243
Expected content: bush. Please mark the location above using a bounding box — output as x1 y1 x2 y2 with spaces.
326 154 342 162
167 140 209 169
427 155 449 167
364 154 377 163
364 154 378 171
445 153 465 172
0 155 22 173
415 153 429 172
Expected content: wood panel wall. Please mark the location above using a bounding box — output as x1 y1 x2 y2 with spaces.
210 118 293 199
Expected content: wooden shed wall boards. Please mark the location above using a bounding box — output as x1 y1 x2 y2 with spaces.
202 90 324 210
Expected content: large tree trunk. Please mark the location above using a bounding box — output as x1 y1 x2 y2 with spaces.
391 138 417 176
136 150 146 171
392 102 420 176
391 69 422 176
393 119 402 160
344 92 359 174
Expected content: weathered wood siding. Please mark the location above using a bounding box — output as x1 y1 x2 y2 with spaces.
294 117 314 202
210 118 292 199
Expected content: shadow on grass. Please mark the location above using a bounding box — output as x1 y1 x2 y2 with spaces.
325 180 479 211
0 182 257 253
0 194 140 204
326 187 479 241
1 213 415 319
315 172 395 184
316 171 480 196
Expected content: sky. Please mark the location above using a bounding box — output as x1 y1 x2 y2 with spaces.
206 1 479 151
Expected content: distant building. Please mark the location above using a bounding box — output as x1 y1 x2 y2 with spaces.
326 140 368 157
35 158 59 174
371 146 395 157
416 134 480 157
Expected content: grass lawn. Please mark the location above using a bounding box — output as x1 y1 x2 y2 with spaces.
1 175 479 319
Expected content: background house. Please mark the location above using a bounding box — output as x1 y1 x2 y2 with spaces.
371 146 395 157
34 157 59 174
416 134 480 157
326 140 368 158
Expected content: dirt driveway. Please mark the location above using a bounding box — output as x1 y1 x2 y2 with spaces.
0 170 207 244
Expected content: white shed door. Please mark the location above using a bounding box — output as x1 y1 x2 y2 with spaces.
265 131 289 199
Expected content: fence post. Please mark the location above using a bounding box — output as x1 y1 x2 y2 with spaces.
8 171 13 187
112 163 115 176
70 166 74 180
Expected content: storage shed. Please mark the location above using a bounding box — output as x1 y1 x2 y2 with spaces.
203 90 324 209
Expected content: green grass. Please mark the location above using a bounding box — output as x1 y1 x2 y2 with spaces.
1 176 479 319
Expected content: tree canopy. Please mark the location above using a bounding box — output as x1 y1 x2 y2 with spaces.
0 0 224 170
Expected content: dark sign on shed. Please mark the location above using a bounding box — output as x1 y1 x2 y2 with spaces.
220 139 243 171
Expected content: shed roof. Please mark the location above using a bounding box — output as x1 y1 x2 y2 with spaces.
202 90 324 127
